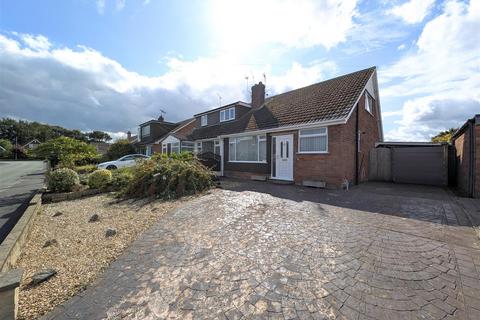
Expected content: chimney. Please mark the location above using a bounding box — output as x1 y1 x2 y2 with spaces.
158 114 164 122
251 82 265 109
127 131 131 140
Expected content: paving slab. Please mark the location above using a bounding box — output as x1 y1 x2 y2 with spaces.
43 181 480 319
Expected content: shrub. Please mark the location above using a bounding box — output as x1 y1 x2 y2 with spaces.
0 139 12 158
122 154 214 199
105 139 136 160
74 164 97 174
111 168 134 191
48 168 80 193
34 136 98 168
88 169 113 190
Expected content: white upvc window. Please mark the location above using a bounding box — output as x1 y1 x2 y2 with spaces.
201 115 207 126
141 125 150 137
220 107 235 122
181 141 194 153
171 142 180 154
228 135 266 162
214 140 221 155
298 127 328 153
162 144 167 154
196 142 202 154
365 92 374 115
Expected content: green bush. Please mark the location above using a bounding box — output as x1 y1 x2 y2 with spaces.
88 169 113 190
74 164 97 174
122 153 214 199
0 139 12 158
48 168 80 193
34 136 98 168
111 168 134 191
105 139 136 160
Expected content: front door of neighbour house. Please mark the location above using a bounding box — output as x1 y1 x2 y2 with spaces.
275 135 293 181
167 143 171 155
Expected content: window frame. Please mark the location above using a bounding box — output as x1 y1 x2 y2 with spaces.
228 134 267 163
220 107 235 122
141 125 150 137
365 91 374 115
298 127 328 154
201 115 208 126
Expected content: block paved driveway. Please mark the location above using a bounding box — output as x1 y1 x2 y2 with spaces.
45 181 480 319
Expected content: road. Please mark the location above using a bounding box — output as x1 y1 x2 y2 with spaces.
0 161 46 244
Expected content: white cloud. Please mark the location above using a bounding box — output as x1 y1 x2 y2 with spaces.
387 0 435 24
20 34 51 51
0 33 336 134
96 0 106 14
115 0 126 11
397 43 406 50
209 0 359 51
382 0 480 141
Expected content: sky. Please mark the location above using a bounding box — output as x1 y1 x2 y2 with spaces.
0 0 479 141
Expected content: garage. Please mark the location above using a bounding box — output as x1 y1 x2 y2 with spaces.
369 142 449 187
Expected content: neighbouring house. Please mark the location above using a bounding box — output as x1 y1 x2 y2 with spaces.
23 139 41 150
89 141 110 155
135 67 383 188
451 114 480 198
134 115 178 156
126 131 137 143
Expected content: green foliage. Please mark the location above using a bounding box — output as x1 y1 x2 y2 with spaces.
48 168 80 193
0 139 12 158
431 128 457 143
34 136 98 167
88 169 113 190
105 139 136 160
74 164 98 174
87 131 112 142
111 168 134 191
122 155 214 199
0 118 91 144
159 151 194 161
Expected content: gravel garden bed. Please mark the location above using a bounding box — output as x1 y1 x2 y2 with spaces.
13 193 197 319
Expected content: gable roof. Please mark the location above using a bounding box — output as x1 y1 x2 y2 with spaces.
189 67 376 140
155 118 196 143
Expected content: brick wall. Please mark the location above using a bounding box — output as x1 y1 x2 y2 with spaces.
453 129 470 196
357 91 381 182
175 120 196 138
294 91 381 188
221 91 382 188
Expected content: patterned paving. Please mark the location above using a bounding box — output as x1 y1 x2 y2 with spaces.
43 182 480 320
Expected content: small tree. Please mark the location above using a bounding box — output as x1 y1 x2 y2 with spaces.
105 139 136 160
34 136 98 167
88 131 112 142
431 128 457 143
0 139 12 158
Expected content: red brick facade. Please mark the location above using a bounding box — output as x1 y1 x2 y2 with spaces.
452 116 480 198
223 91 382 188
294 91 381 188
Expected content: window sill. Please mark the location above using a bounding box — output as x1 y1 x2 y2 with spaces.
228 160 268 164
297 151 329 155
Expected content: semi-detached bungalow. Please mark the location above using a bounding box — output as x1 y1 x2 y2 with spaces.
136 67 384 188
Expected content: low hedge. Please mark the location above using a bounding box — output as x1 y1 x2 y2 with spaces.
122 153 214 199
74 164 97 174
48 168 80 192
111 168 134 191
88 169 113 190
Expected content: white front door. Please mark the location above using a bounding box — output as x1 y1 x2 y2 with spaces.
275 134 294 180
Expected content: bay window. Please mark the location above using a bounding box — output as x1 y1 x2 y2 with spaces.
229 135 266 162
299 127 328 153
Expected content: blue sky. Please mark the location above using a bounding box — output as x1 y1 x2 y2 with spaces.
0 0 479 140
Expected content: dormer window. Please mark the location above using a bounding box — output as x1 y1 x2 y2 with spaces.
220 107 235 122
201 115 207 126
141 125 150 137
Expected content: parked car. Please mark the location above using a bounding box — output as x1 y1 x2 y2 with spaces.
97 154 149 170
